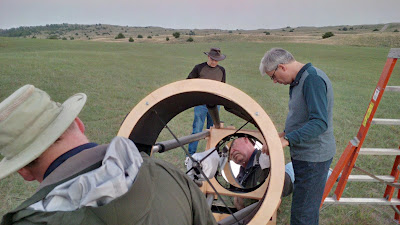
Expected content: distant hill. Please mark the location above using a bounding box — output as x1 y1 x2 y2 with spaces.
1 23 399 47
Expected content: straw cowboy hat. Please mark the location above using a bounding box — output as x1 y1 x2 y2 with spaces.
0 85 86 180
204 47 226 61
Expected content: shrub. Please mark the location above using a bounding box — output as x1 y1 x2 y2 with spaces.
129 37 134 42
75 33 78 35
373 28 379 32
189 30 195 35
137 34 143 38
228 31 232 33
264 31 270 35
342 27 348 31
115 33 125 39
186 37 194 42
70 37 74 40
172 32 180 38
166 37 169 41
322 32 334 39
31 36 36 39
147 35 152 39
289 29 294 32
62 37 67 40
394 29 399 32
47 35 59 39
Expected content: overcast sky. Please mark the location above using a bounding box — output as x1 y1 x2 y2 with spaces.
1 0 400 30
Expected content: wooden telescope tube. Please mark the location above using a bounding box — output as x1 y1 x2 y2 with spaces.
118 79 285 224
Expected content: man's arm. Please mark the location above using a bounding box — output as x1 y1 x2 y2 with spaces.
221 66 226 83
187 64 200 79
261 132 288 154
285 74 328 145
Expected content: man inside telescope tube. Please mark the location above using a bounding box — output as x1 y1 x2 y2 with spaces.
229 137 294 210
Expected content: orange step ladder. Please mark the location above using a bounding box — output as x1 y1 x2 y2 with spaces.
321 48 400 221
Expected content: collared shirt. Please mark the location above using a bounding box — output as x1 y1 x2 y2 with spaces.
43 143 98 180
236 150 261 187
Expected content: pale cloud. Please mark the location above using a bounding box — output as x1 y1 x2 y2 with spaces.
1 0 400 29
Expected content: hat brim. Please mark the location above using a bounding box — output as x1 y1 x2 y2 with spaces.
0 93 87 180
204 52 226 61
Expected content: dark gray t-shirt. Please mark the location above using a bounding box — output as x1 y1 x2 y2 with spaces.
187 62 226 83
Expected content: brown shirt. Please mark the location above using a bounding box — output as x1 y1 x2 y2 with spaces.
187 62 226 83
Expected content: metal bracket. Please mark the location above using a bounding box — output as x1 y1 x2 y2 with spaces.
350 136 360 147
388 48 400 59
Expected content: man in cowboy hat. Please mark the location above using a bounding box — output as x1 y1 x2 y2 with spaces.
0 85 216 225
186 47 226 157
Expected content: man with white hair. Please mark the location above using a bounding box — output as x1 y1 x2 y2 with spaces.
259 48 336 225
0 85 216 225
229 137 294 210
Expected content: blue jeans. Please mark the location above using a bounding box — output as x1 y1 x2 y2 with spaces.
188 105 215 155
291 158 332 225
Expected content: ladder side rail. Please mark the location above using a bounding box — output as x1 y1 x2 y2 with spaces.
356 57 397 140
335 58 397 200
396 190 400 222
334 148 360 199
321 56 398 206
384 147 400 201
322 143 357 204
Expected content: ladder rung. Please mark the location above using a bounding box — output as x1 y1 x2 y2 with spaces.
359 148 400 155
386 86 400 92
348 175 394 182
324 197 400 205
371 118 400 125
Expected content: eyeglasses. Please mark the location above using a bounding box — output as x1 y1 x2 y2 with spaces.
270 66 278 80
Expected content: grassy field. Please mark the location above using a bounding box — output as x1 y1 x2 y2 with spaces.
0 36 399 224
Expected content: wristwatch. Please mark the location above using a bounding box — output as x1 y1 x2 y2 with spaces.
284 135 290 145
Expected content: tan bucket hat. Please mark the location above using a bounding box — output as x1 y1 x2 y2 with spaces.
0 85 87 180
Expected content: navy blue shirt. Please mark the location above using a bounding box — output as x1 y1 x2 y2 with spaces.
286 63 328 145
43 143 98 180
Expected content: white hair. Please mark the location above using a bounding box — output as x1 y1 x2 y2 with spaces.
259 48 295 76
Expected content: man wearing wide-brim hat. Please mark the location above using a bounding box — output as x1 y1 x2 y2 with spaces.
186 47 227 158
0 85 216 225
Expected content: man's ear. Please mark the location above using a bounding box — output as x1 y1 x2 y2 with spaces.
75 117 85 133
279 64 286 72
17 168 36 181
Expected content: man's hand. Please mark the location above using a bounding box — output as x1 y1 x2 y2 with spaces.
280 136 289 147
234 197 244 210
261 144 269 155
279 132 289 147
263 132 289 153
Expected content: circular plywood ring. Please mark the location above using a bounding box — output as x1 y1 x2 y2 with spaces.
118 79 285 224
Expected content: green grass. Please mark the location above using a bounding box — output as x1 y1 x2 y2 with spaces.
0 37 399 224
